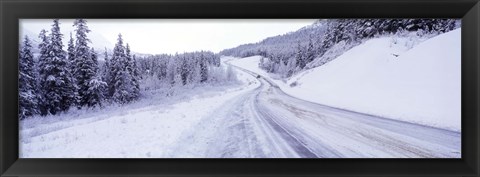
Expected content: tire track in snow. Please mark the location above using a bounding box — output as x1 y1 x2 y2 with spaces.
254 101 319 158
164 62 460 158
228 62 460 158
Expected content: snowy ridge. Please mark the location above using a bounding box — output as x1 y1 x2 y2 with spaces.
229 29 461 131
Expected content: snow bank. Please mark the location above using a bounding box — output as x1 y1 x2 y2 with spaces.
230 29 461 131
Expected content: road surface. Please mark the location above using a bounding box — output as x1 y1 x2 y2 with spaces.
171 66 461 158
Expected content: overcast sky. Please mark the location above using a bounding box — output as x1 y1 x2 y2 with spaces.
20 19 316 55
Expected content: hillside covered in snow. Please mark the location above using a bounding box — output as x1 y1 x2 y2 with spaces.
229 28 461 131
222 19 460 79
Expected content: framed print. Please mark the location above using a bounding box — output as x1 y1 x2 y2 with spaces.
1 0 479 176
16 18 463 159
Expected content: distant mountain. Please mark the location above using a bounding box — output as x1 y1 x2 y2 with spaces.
88 31 114 54
219 19 328 58
20 29 116 60
20 29 42 54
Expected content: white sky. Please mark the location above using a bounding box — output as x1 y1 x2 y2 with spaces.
20 19 316 55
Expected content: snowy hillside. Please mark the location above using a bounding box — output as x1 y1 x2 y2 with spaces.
229 28 461 131
219 19 328 58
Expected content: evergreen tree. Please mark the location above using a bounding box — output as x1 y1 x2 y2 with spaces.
19 36 39 119
73 19 97 107
180 55 189 85
166 55 178 86
199 53 208 82
90 48 100 78
108 34 122 97
113 63 134 104
259 57 265 69
37 29 49 115
286 56 297 77
38 19 76 115
190 54 202 84
67 32 79 106
295 42 306 69
277 60 288 77
87 77 107 107
304 36 315 64
111 34 135 104
67 32 75 69
131 54 141 96
85 48 107 107
125 44 140 100
101 47 111 99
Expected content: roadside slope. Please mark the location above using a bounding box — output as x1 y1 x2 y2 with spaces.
229 29 461 131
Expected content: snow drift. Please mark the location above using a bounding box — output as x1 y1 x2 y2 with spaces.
230 29 461 131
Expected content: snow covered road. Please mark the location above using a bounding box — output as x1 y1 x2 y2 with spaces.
168 66 461 158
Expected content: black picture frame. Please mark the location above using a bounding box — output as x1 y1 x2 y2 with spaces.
1 0 479 176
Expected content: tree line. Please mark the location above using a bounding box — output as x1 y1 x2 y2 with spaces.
19 19 234 120
19 19 140 119
135 51 236 92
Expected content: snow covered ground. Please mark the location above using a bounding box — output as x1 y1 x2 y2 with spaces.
19 70 260 158
228 29 461 132
166 72 460 158
20 59 461 158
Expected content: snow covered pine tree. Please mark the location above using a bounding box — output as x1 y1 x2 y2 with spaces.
110 34 138 104
101 48 111 99
19 36 39 119
85 48 107 107
73 19 100 107
38 19 76 115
